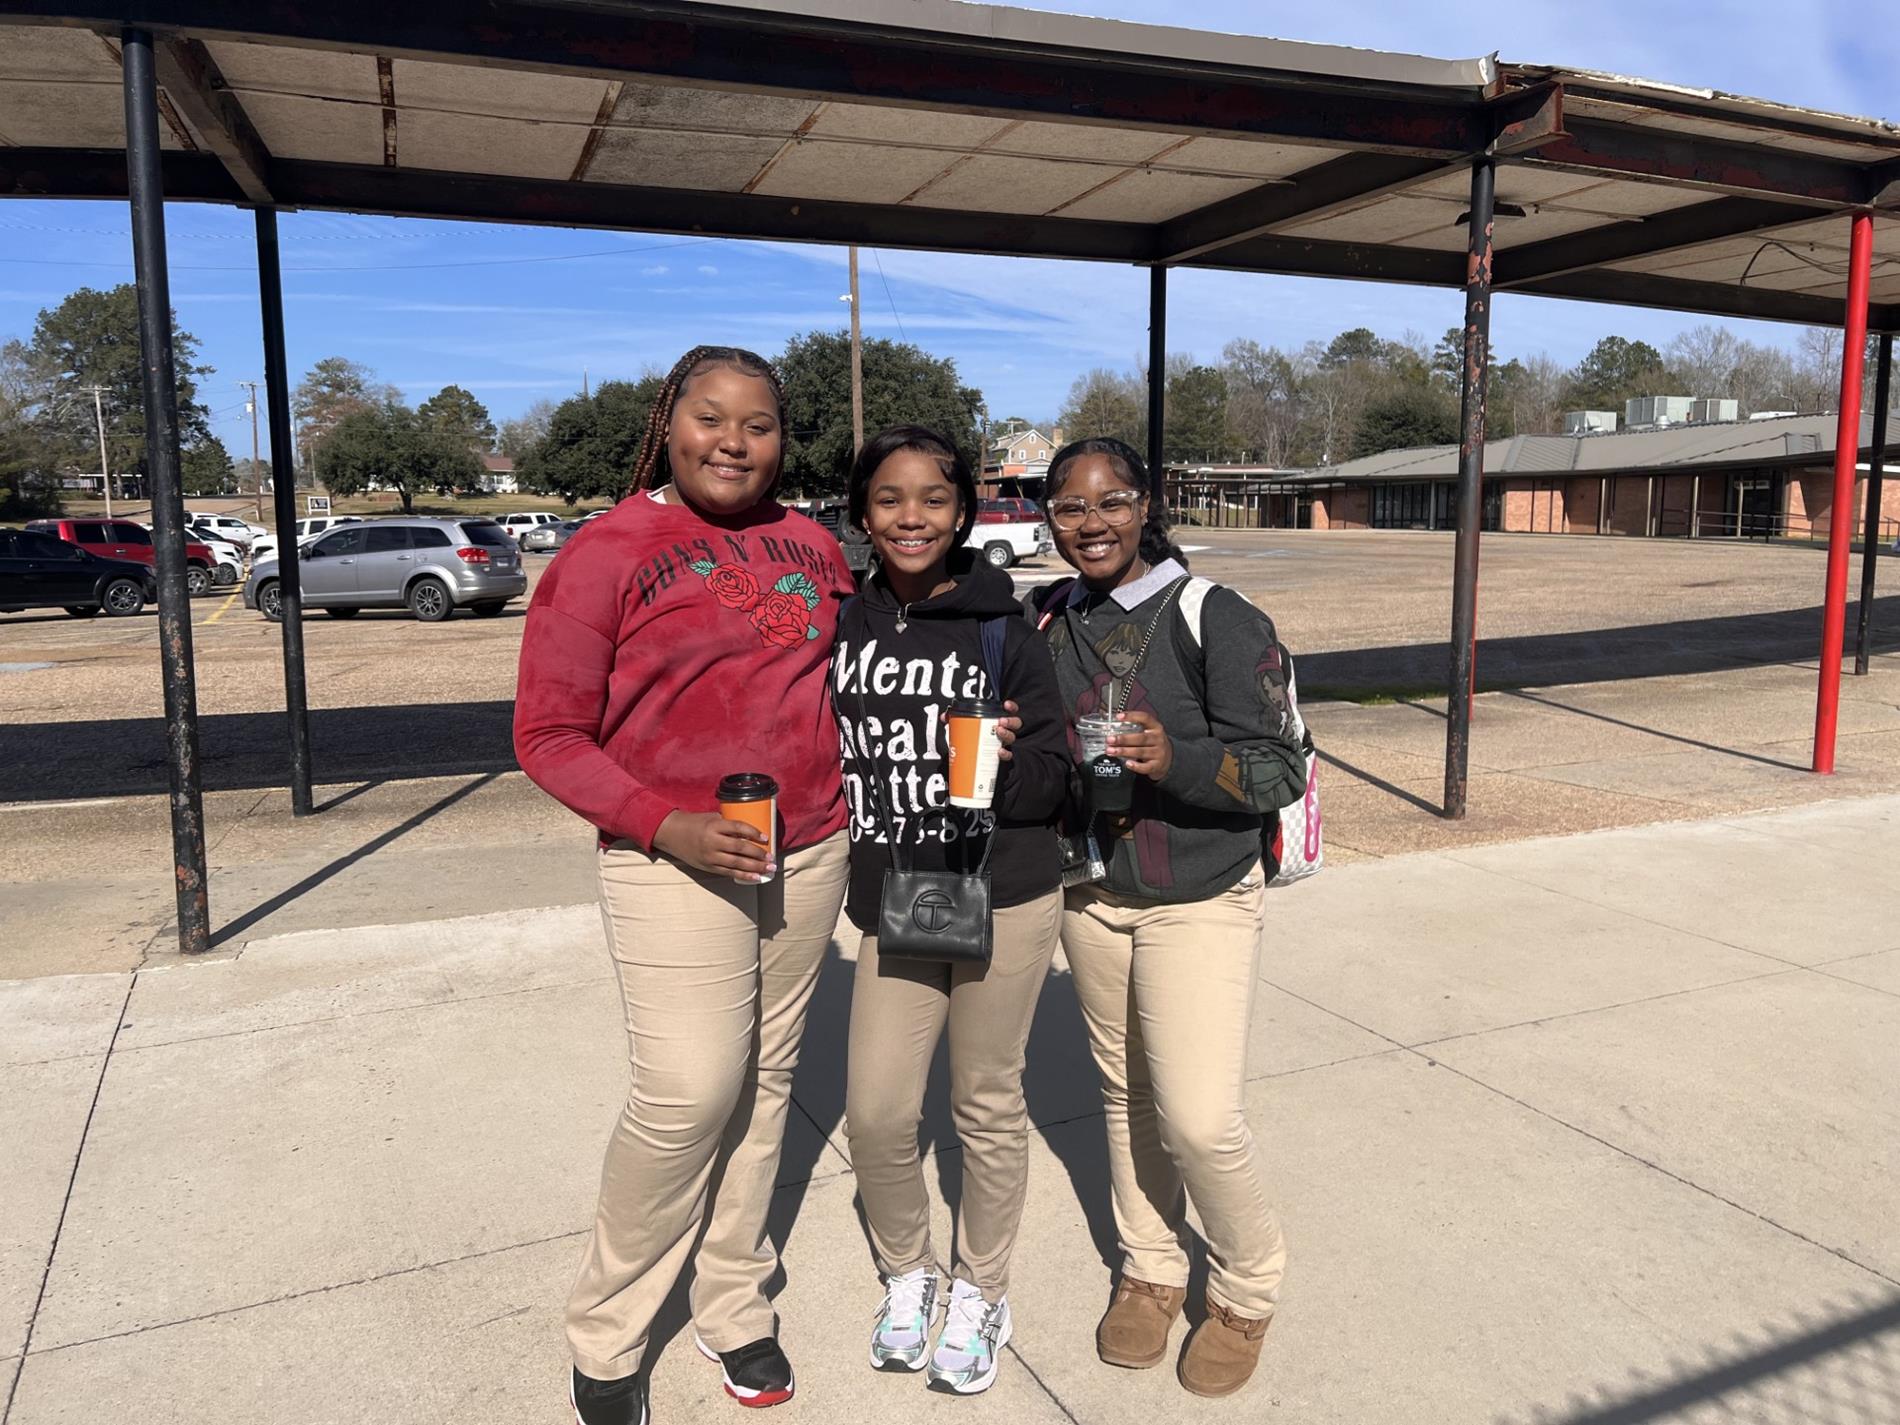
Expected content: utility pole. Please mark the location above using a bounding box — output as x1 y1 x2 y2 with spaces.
80 385 113 516
240 380 262 521
848 246 864 455
582 366 589 400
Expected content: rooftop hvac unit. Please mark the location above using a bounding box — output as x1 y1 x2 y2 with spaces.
1563 410 1618 434
1688 398 1739 424
1624 395 1695 428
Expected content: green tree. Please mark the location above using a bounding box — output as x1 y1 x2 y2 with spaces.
417 383 497 453
1566 335 1667 412
293 357 386 479
24 284 213 482
1319 328 1386 370
314 399 483 514
180 434 236 496
1163 364 1229 463
1349 383 1458 459
516 377 663 505
1057 367 1146 451
778 332 983 495
0 339 61 519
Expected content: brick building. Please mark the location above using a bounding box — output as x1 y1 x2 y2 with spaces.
1166 411 1900 541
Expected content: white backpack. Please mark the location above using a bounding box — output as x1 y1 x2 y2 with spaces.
1177 578 1323 887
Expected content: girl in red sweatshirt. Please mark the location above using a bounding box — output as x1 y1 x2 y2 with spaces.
515 346 852 1424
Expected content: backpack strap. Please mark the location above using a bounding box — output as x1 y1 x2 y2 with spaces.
1176 575 1217 648
979 615 1008 697
1032 577 1077 630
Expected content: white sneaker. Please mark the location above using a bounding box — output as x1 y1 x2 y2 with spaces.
926 1278 1011 1395
869 1268 939 1372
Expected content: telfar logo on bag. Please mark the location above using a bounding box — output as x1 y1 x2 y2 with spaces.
911 888 957 934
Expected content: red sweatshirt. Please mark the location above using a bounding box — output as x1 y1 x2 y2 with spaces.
514 492 852 852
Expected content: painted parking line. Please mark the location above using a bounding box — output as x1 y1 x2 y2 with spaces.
204 589 242 625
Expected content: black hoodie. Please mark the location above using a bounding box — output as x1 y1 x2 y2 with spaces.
832 553 1070 932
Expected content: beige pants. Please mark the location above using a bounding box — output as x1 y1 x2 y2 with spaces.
843 889 1062 1301
567 831 850 1381
1062 869 1286 1320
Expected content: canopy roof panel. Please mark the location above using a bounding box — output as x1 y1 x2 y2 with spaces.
2 0 1896 329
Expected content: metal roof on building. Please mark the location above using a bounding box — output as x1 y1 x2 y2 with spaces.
1299 409 1900 484
1 0 1896 330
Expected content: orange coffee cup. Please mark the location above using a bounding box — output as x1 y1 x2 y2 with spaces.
946 698 1006 809
717 772 778 881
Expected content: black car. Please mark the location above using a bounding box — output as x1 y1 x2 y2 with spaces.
805 501 874 584
0 526 155 617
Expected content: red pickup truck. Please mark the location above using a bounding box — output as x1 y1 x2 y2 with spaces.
25 518 223 596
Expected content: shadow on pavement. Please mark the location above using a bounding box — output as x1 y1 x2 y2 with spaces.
1298 595 1900 699
1505 1292 1900 1424
208 773 501 947
0 700 520 803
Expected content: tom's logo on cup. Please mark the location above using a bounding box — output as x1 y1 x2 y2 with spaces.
716 771 779 882
946 698 1005 809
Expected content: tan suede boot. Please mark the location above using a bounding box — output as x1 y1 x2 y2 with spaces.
1178 1300 1272 1397
1096 1277 1187 1369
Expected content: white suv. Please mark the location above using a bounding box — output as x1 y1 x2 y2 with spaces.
185 512 267 546
249 515 364 568
497 513 562 540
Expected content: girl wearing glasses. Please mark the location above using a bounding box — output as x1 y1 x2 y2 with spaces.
1028 436 1306 1400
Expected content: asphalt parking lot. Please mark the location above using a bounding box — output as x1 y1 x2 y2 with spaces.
2 529 1894 804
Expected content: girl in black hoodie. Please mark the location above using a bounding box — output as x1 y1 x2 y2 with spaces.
833 425 1070 1396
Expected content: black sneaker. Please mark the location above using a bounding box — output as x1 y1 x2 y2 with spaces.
570 1365 648 1425
694 1334 796 1408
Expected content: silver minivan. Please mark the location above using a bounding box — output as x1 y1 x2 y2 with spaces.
243 517 528 622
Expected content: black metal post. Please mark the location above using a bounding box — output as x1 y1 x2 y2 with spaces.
1854 333 1892 676
1147 264 1167 500
1443 156 1495 820
255 208 314 811
123 28 210 952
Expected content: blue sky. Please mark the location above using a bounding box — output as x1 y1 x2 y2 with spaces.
1 0 1893 455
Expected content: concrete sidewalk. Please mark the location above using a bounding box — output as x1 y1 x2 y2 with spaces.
7 797 1900 1424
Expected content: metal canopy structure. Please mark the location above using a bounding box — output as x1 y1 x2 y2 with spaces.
4 0 1899 324
2 0 1896 952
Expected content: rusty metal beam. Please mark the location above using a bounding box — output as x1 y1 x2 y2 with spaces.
375 56 397 167
1155 152 1451 265
151 34 272 203
2 0 1498 156
1494 194 1821 288
6 146 1895 333
1524 118 1888 207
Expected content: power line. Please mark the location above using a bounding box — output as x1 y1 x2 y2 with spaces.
871 249 908 345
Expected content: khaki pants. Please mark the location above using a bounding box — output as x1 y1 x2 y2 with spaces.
844 888 1062 1301
1062 870 1286 1320
567 831 849 1381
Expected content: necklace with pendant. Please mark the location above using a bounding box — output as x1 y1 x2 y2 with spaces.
895 602 912 632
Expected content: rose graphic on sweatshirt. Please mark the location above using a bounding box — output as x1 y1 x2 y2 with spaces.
689 560 820 648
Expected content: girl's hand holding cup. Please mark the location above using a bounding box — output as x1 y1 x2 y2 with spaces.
653 810 776 882
1107 709 1175 780
995 699 1023 762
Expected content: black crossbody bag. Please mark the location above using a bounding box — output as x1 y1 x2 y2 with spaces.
839 601 1008 964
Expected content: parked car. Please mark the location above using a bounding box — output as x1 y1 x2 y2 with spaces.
244 517 527 623
0 526 155 617
23 517 224 595
248 515 365 568
497 512 562 541
184 511 267 546
968 510 1053 569
182 522 246 584
976 497 1039 523
518 519 585 553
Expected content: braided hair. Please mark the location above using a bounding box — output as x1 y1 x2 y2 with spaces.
626 345 788 498
1044 435 1188 569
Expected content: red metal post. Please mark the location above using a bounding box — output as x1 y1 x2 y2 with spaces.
1812 211 1875 774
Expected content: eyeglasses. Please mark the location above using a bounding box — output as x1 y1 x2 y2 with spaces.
1047 491 1145 532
